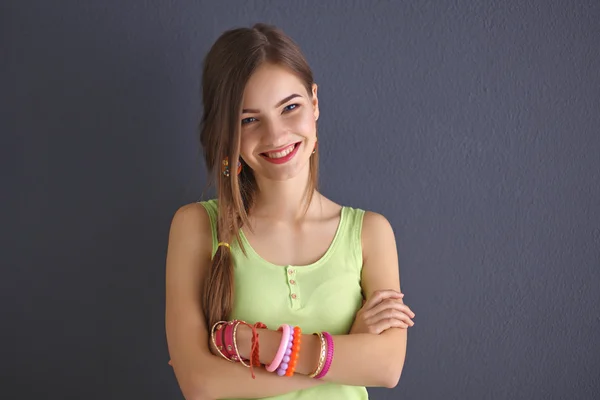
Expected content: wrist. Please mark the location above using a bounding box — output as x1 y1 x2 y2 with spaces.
295 333 321 376
258 328 282 365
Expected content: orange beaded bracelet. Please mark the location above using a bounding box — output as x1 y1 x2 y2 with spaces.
285 326 302 377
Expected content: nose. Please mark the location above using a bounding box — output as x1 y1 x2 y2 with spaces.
262 118 287 147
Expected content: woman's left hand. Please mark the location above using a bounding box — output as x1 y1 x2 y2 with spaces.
350 289 415 335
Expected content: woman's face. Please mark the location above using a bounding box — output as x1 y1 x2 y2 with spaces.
239 63 319 182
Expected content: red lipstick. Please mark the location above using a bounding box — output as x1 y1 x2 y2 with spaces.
260 142 301 165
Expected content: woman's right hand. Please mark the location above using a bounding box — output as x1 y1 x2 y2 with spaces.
349 290 415 335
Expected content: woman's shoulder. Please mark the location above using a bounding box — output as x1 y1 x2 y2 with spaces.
169 202 214 253
360 209 391 227
337 201 390 228
358 209 396 261
318 194 390 227
322 196 392 239
172 201 212 222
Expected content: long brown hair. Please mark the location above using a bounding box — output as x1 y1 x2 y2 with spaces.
199 23 319 328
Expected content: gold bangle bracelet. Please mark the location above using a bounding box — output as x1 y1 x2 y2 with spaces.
308 332 327 378
233 321 251 367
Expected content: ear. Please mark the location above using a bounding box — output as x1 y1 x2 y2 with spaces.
311 83 320 121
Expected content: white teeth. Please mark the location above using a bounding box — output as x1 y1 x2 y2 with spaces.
265 144 295 159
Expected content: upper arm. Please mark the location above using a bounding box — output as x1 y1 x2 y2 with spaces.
360 211 401 297
165 203 214 399
360 211 406 384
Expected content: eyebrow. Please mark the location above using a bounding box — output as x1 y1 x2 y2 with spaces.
242 93 302 114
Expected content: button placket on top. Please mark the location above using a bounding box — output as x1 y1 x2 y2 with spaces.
286 266 301 309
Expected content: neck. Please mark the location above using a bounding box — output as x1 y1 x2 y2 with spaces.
251 166 318 221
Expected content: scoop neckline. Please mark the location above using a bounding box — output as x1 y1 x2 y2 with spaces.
238 206 346 270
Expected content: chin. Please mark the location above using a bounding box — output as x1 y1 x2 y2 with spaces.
260 164 307 181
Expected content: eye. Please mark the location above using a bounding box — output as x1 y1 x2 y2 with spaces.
283 103 300 112
241 117 257 125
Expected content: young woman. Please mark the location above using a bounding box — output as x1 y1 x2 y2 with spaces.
165 23 415 400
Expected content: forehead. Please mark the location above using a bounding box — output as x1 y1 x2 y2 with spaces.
242 63 307 106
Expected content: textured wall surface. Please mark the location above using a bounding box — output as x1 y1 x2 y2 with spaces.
3 0 599 399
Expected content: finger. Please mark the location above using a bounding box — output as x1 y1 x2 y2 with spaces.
367 308 415 327
362 296 409 319
363 298 415 320
370 318 411 334
363 290 404 310
370 298 413 315
362 298 401 319
369 307 415 325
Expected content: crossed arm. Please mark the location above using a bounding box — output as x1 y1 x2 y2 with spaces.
165 204 411 399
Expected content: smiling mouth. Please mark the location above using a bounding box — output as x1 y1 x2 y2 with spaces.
260 142 300 159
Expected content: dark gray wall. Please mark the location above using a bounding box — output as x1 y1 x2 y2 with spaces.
3 0 599 399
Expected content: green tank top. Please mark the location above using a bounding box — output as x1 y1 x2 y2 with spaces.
200 200 369 400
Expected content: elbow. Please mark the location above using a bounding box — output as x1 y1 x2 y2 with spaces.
383 368 402 389
181 385 213 400
180 381 209 400
379 330 406 388
382 358 404 389
177 369 215 400
183 392 211 400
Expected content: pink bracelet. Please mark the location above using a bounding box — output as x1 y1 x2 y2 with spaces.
212 321 234 362
222 321 236 360
277 326 296 376
315 331 334 379
266 324 291 372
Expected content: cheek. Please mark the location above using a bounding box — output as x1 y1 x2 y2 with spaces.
291 110 316 134
239 133 258 159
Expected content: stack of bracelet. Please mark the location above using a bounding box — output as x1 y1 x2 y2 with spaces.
265 324 302 376
308 331 334 379
210 320 334 380
210 319 266 379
